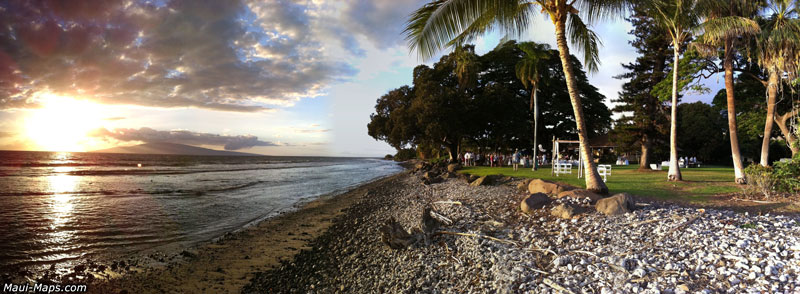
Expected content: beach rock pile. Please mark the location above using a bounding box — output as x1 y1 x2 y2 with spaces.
244 172 800 293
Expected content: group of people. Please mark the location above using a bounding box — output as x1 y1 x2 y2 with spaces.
459 149 548 171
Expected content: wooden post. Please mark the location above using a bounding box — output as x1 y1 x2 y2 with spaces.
578 141 583 179
551 136 556 176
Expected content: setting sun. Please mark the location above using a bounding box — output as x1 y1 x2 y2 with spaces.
24 95 104 152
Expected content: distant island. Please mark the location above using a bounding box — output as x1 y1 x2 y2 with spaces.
93 142 261 156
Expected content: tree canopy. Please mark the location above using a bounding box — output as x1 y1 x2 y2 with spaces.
367 41 611 158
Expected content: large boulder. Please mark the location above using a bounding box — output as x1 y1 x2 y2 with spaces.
470 175 490 187
520 193 552 213
516 179 533 192
595 193 635 216
528 179 576 195
422 171 439 180
447 163 462 173
551 203 582 219
557 189 603 203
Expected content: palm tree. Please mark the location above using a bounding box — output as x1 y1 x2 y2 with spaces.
694 0 761 183
453 45 480 89
515 41 551 171
756 0 800 166
404 0 629 194
646 0 701 181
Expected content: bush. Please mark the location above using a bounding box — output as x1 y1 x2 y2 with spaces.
394 148 416 162
773 155 800 193
428 155 450 165
743 164 777 198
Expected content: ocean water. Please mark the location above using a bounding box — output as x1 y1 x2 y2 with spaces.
0 151 403 274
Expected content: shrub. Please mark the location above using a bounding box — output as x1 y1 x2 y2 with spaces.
394 148 416 162
428 155 450 164
743 164 777 198
772 155 800 193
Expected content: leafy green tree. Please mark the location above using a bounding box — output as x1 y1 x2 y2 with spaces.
694 0 763 183
677 102 728 163
515 41 550 170
478 41 611 152
367 41 611 166
367 86 417 150
611 4 674 170
404 0 629 194
753 0 800 165
644 0 701 181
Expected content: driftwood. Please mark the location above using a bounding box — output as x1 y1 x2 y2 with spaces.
433 200 463 205
379 218 414 249
434 231 518 245
429 210 453 226
732 198 779 204
542 278 575 294
664 209 705 235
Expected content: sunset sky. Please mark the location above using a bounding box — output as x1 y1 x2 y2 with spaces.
0 0 722 156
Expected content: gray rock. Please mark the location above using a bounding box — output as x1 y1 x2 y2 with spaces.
595 193 635 216
551 203 581 219
521 193 551 213
527 179 576 195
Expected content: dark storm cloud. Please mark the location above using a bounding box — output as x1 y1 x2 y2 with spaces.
91 127 278 150
0 0 355 112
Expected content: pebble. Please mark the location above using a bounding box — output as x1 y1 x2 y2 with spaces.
241 173 800 293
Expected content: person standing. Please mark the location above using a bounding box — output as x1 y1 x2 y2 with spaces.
512 149 520 171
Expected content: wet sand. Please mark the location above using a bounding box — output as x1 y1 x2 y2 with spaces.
87 171 408 294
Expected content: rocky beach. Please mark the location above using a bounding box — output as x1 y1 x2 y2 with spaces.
243 163 800 293
17 163 799 293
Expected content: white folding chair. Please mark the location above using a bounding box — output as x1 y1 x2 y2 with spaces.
597 164 611 182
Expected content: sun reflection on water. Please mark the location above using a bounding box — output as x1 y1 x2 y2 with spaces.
45 162 80 262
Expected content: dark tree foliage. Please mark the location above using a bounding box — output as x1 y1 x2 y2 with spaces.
471 41 611 152
367 86 417 150
367 42 611 158
676 102 728 164
609 5 675 168
711 74 794 164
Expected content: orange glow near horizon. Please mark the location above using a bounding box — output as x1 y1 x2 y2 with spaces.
24 94 106 152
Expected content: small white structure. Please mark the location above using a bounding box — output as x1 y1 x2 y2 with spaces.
597 164 612 182
649 163 661 171
554 162 572 176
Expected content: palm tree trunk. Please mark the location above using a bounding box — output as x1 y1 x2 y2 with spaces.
724 39 746 184
668 45 682 181
554 19 608 194
760 71 779 166
639 134 651 170
533 87 539 171
776 110 800 156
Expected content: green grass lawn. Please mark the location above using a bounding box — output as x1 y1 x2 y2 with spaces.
460 164 741 203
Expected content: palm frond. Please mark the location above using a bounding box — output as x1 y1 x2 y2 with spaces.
403 0 530 60
567 13 602 72
757 0 800 76
577 0 632 23
515 41 551 89
697 16 761 45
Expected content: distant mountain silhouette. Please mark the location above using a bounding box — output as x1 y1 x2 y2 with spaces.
93 142 261 156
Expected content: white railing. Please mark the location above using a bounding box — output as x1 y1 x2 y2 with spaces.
554 162 572 176
597 164 612 182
